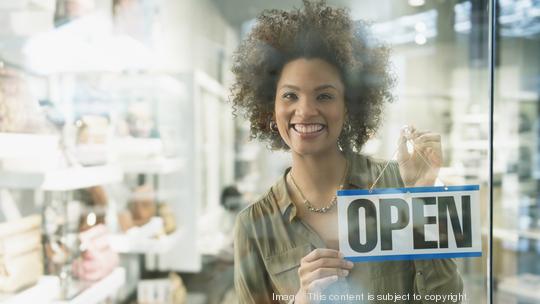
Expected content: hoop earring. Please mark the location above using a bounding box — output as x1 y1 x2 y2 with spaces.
343 121 352 134
269 120 279 132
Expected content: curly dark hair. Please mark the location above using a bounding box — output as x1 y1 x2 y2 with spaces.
230 0 395 152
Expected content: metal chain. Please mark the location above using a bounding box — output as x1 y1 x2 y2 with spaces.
369 136 441 192
289 160 348 213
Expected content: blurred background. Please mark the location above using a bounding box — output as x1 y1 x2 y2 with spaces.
0 0 538 303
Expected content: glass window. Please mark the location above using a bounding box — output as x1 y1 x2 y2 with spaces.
493 0 540 303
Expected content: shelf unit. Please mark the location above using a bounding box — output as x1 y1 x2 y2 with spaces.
1 268 125 304
497 274 540 303
120 157 186 175
0 277 58 304
0 166 123 191
0 133 59 159
55 268 126 304
110 225 184 254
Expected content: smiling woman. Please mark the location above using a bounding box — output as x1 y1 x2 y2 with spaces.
230 0 394 154
230 1 461 304
274 58 346 156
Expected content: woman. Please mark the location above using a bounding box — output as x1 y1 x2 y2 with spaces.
230 1 462 303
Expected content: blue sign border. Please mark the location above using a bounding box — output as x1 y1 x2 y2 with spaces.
345 251 482 262
337 185 480 196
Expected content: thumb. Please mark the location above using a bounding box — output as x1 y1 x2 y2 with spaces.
397 126 410 162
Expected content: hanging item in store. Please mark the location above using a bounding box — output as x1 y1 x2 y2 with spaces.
338 185 482 262
72 224 118 281
0 215 43 293
337 127 482 262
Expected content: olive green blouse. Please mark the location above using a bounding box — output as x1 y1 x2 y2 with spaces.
234 153 463 303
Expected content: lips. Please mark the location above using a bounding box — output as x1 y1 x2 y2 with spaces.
290 123 326 135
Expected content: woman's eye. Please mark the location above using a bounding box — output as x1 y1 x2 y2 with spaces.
317 93 333 101
282 92 298 100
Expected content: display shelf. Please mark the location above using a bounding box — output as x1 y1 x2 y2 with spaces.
0 165 123 191
0 277 59 304
0 267 125 304
484 227 540 243
55 267 126 304
110 228 184 254
120 157 186 174
129 189 186 201
0 133 59 159
497 273 540 302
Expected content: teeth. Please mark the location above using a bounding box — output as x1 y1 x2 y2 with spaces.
293 124 324 134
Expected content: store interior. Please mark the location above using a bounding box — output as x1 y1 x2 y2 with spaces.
0 0 539 303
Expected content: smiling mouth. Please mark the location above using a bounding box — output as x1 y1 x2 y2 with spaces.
290 123 326 134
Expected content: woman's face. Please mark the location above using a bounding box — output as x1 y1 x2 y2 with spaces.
274 58 346 156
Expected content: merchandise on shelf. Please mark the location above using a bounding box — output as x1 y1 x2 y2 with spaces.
72 224 119 282
0 66 51 134
0 215 43 293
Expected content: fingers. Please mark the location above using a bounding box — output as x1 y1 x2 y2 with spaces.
299 249 354 293
302 248 342 263
398 126 411 161
303 267 348 286
308 275 339 293
412 133 441 145
300 249 353 276
301 258 353 276
405 129 442 156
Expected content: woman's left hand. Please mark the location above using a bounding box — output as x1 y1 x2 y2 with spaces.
397 126 443 187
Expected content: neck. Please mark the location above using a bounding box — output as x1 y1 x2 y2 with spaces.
290 147 348 208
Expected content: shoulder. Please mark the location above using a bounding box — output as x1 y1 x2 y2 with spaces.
235 182 283 234
237 190 275 226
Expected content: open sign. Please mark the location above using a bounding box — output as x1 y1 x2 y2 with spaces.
337 185 482 262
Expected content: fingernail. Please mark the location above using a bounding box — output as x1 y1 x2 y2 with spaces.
341 269 349 276
347 261 354 268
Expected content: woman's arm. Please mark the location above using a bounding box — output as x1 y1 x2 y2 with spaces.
234 215 277 304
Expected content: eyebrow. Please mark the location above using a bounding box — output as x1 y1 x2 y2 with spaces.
314 84 338 91
278 84 339 91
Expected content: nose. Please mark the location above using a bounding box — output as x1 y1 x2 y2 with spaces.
295 96 318 117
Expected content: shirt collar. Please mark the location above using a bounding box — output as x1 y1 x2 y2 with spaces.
273 153 368 222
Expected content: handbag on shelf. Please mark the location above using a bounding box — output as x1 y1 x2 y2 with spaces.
72 224 118 281
0 215 43 293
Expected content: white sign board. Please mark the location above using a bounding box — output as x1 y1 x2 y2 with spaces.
337 185 482 262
